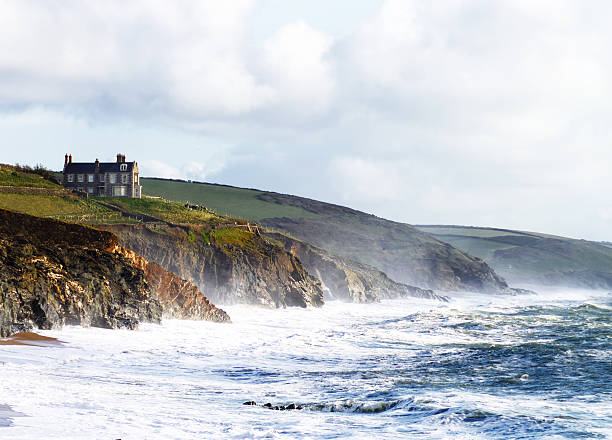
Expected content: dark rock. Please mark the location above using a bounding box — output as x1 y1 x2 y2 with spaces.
265 232 447 302
0 209 161 337
263 403 272 408
103 224 324 308
243 401 256 406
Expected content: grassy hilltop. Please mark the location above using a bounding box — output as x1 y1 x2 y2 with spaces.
0 165 260 250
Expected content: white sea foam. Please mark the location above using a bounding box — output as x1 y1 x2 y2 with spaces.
0 290 610 439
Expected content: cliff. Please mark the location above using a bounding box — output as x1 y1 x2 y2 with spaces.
103 223 324 308
115 246 229 322
265 232 446 302
417 225 612 290
0 209 161 337
139 178 515 293
0 209 229 337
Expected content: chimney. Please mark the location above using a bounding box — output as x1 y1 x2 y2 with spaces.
69 154 72 164
122 154 126 163
95 158 100 168
64 153 68 165
117 154 122 163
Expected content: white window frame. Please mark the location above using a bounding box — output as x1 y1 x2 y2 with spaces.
99 174 105 182
120 164 127 171
121 173 129 184
77 174 84 182
109 174 116 184
87 187 94 194
112 186 126 196
67 174 74 182
88 174 94 183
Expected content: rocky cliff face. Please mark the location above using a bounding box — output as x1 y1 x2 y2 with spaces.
105 224 323 307
0 209 230 337
0 209 161 337
103 224 324 308
265 232 446 303
255 193 511 293
115 246 229 322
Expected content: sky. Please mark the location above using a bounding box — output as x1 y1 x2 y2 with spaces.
1 0 611 241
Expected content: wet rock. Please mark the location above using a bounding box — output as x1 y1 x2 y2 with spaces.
243 401 256 406
0 209 161 337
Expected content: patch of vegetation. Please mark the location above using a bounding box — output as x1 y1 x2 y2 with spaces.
187 230 196 243
0 193 135 225
416 225 527 238
213 228 259 251
0 165 61 188
141 178 321 221
200 229 211 244
99 196 222 225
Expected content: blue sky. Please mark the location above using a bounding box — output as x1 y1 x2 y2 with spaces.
1 1 611 241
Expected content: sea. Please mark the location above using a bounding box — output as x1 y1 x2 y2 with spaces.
0 288 610 439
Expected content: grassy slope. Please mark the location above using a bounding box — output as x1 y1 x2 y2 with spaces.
0 179 260 250
142 178 320 220
416 225 612 286
0 166 60 188
140 178 507 291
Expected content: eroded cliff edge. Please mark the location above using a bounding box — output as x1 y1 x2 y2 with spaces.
265 232 447 303
103 223 324 308
0 209 228 337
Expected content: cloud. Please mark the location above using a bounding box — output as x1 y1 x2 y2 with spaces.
2 0 612 240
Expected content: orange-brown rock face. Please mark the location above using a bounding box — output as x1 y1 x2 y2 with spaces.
113 245 229 322
103 223 324 308
113 245 230 322
144 262 229 322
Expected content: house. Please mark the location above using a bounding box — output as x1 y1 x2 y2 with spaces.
62 153 142 198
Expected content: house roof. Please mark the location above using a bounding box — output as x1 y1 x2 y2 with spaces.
64 162 137 174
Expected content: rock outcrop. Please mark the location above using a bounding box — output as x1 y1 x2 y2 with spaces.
0 209 161 337
114 246 229 322
103 223 324 308
265 232 446 302
250 192 512 292
0 209 229 337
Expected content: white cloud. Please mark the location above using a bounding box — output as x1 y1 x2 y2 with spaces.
2 0 612 240
260 20 335 115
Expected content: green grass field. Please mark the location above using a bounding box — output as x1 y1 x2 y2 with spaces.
141 178 320 221
99 197 222 225
0 166 61 188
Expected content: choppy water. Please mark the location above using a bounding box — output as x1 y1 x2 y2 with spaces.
1 289 611 439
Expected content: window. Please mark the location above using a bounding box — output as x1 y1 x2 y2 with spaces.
88 174 94 183
77 174 84 182
121 174 129 184
134 173 139 183
120 164 127 171
87 187 94 194
67 174 74 182
109 174 116 184
99 174 105 183
113 186 126 196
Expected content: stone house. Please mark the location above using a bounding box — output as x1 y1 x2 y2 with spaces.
62 153 142 198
